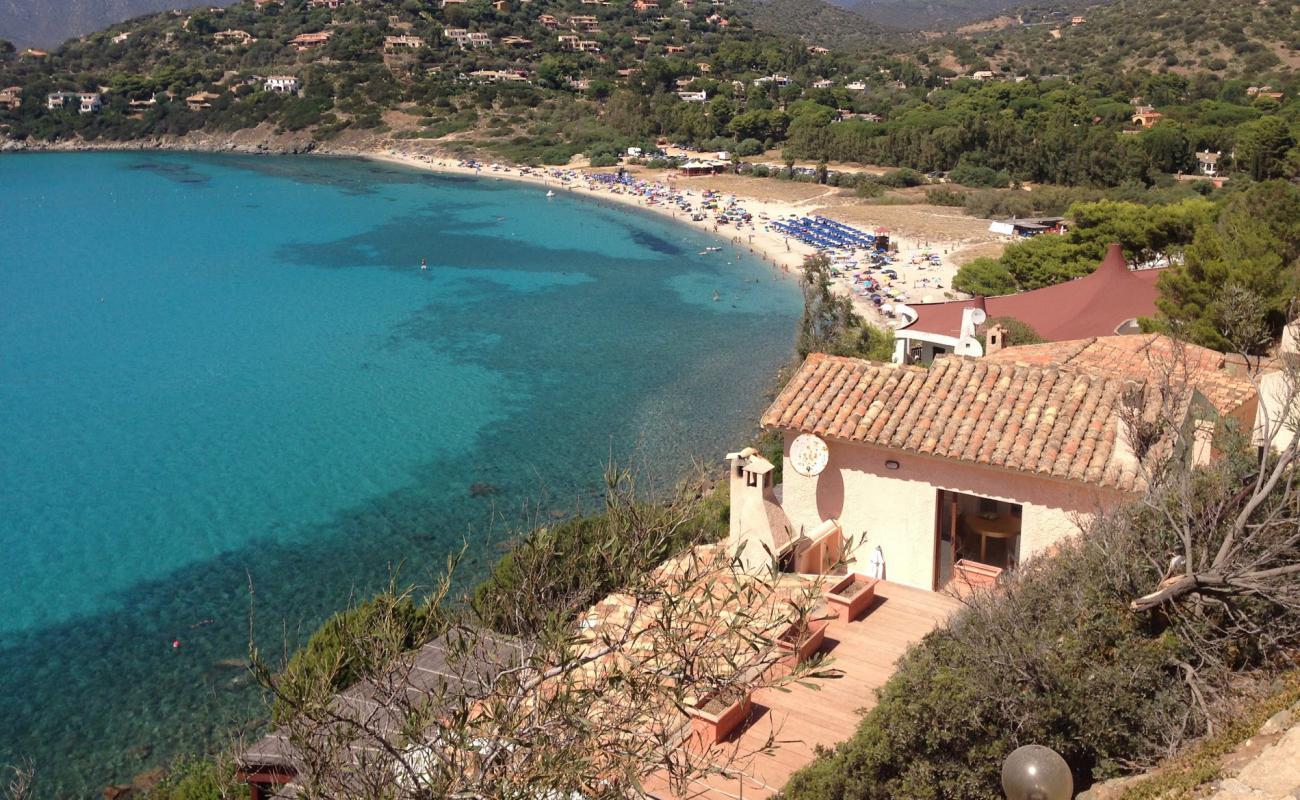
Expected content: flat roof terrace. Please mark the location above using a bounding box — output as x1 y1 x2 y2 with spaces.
648 579 960 800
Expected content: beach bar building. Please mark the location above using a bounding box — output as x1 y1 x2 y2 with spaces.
729 335 1256 593
892 243 1162 363
987 216 1065 236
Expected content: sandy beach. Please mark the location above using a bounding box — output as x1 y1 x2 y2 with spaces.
341 144 1001 325
364 149 817 270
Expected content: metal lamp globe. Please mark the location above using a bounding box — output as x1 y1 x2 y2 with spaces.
1001 745 1073 800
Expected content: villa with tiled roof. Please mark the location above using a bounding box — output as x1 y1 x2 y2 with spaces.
731 339 1257 593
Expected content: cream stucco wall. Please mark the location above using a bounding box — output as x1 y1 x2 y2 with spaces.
777 432 1124 590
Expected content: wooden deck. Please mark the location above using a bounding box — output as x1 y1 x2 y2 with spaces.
649 580 961 800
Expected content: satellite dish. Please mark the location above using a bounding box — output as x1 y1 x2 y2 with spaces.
789 433 830 477
969 307 987 326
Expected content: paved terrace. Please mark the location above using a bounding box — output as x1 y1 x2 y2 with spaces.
648 580 960 800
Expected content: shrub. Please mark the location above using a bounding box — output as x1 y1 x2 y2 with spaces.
141 757 247 800
798 254 895 361
875 167 925 188
270 590 442 722
471 470 729 636
948 162 1012 188
855 180 886 198
926 186 968 206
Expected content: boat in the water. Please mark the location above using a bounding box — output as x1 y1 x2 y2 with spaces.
546 190 556 198
712 290 720 302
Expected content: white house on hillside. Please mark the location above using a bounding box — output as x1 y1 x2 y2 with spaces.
728 337 1257 593
264 76 300 94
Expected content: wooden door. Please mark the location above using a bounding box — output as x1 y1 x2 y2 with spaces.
933 490 961 590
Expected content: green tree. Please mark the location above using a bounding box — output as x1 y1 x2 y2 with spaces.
953 257 1017 296
797 254 894 361
1235 116 1295 181
1155 181 1300 351
1140 122 1193 174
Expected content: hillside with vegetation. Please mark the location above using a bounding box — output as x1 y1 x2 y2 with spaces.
735 0 894 51
0 0 1296 188
0 0 1293 195
820 0 1100 30
941 0 1300 79
0 0 899 162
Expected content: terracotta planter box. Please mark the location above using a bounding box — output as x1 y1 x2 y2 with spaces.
686 690 752 747
776 619 828 664
825 573 877 623
954 559 1003 587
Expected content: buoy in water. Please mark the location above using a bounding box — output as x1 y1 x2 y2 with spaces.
172 639 181 649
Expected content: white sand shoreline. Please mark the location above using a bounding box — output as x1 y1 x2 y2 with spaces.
358 149 819 274
348 147 975 325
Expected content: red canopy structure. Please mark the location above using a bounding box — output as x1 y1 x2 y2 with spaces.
902 243 1163 343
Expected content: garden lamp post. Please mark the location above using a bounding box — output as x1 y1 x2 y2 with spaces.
1002 745 1073 800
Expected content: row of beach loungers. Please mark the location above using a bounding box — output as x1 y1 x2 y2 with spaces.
769 215 884 252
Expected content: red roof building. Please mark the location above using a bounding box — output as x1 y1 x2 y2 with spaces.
894 243 1164 363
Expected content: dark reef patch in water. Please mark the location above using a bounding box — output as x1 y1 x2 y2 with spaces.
272 209 660 275
628 228 685 256
129 160 212 186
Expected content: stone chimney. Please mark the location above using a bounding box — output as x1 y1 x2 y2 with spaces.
986 323 1007 354
725 447 792 573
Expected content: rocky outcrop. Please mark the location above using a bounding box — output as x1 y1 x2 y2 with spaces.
100 765 166 799
1 125 334 156
1079 700 1300 800
1207 710 1300 800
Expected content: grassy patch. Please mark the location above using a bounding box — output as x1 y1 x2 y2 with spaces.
1118 670 1300 800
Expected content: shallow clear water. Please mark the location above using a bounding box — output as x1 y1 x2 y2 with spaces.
0 152 799 797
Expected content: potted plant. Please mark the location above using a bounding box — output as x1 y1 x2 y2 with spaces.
685 686 752 747
825 573 877 623
774 614 829 665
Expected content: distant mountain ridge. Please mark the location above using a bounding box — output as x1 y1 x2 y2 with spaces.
736 0 897 49
0 0 235 49
0 0 1101 49
826 0 1095 31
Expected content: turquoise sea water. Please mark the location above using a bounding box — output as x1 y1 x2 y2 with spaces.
0 152 799 797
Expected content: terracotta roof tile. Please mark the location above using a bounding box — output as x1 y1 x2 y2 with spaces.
986 334 1257 416
761 354 1159 491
